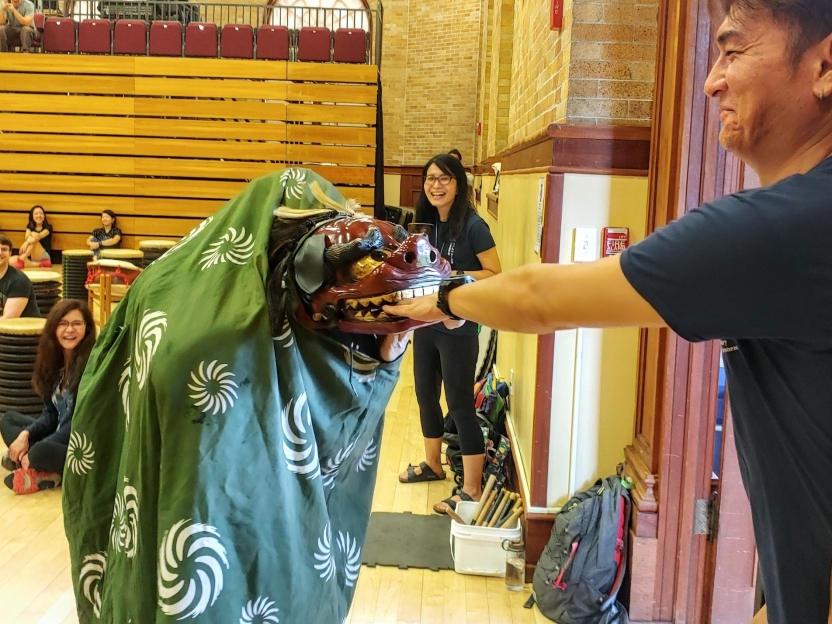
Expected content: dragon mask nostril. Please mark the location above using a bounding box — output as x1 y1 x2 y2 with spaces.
404 251 416 264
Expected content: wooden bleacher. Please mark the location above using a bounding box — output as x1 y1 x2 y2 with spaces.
0 54 377 251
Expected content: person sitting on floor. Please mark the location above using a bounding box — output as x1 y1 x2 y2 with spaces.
0 234 40 319
0 300 95 494
0 0 36 53
12 205 53 269
87 210 122 258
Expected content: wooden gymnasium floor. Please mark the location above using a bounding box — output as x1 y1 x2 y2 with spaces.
0 349 548 624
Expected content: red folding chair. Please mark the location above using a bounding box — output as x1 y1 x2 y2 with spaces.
184 22 217 58
255 25 289 60
220 24 253 59
113 19 146 55
333 28 366 63
149 21 181 56
297 26 330 62
43 18 75 53
78 19 111 54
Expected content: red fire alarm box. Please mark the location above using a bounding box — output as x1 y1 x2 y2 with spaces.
550 0 563 30
602 227 629 257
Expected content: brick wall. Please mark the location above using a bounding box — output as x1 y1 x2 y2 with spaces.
567 0 660 125
380 0 483 167
474 0 493 165
506 0 574 147
486 0 513 157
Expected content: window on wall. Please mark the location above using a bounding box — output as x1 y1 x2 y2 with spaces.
268 0 368 32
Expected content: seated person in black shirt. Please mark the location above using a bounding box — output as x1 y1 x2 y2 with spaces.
12 205 53 269
0 234 40 319
87 210 122 258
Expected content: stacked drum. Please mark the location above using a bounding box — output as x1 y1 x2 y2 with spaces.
0 318 46 419
26 270 62 318
62 249 94 301
138 240 177 269
101 248 144 266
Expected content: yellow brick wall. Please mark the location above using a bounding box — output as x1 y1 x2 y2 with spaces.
507 0 574 146
380 0 483 167
486 0 513 156
567 0 659 125
474 0 493 165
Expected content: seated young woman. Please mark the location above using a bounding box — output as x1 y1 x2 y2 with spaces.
0 300 95 494
87 210 122 258
12 205 53 269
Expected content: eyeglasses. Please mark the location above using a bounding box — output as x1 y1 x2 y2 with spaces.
57 321 86 331
424 175 455 187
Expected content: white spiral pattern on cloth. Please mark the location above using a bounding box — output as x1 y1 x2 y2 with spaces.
239 596 280 624
281 394 320 478
109 478 139 558
321 440 358 489
79 552 107 618
356 438 378 473
313 523 336 582
199 227 256 271
134 310 167 391
158 216 214 262
337 532 362 588
119 358 131 429
157 519 229 620
187 360 239 416
66 431 95 475
280 168 305 200
273 320 294 349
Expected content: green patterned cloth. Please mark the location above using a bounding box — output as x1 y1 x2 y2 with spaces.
63 170 401 623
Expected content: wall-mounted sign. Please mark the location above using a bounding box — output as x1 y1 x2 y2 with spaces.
602 227 630 257
550 0 563 30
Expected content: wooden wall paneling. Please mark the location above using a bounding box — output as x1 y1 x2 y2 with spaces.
0 55 376 249
0 194 222 218
51 234 177 250
287 125 376 146
286 103 377 125
286 62 377 84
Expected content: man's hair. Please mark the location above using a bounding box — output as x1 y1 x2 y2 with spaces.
713 0 832 63
448 149 463 162
0 235 12 251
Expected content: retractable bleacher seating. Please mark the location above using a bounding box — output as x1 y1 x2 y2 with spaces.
220 24 253 59
78 19 111 54
113 19 146 55
333 28 366 63
255 25 289 60
297 27 330 62
184 22 217 58
43 18 75 53
149 20 181 56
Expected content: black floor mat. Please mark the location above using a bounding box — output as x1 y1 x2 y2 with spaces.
362 512 454 571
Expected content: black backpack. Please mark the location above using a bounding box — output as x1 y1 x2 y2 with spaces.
530 474 632 624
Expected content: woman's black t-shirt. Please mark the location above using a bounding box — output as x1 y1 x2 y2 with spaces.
28 223 53 254
428 211 495 336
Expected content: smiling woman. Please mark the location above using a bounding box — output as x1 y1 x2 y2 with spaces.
0 300 95 495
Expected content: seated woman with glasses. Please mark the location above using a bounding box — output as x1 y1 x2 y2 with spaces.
398 153 502 514
0 300 95 494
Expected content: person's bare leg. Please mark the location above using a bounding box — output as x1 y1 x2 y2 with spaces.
399 436 445 481
433 453 484 513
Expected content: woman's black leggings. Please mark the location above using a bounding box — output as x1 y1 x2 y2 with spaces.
0 411 67 475
413 326 482 456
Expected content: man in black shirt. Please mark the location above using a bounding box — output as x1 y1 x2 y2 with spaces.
0 235 40 319
386 1 832 622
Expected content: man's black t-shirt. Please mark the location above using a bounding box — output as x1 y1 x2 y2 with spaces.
0 266 40 318
620 157 832 624
428 211 495 336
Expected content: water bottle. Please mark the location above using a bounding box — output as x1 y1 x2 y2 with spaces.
502 538 526 591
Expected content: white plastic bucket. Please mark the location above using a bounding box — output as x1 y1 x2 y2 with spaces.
449 500 522 576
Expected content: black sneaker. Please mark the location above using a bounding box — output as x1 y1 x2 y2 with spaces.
1 453 19 472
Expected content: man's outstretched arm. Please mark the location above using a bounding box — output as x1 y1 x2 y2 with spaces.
384 254 667 334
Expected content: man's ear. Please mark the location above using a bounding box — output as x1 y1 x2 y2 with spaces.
293 235 326 295
814 32 832 100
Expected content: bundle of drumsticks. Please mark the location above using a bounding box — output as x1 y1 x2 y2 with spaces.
447 474 524 529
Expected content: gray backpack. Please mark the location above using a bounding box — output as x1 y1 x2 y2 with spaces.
530 475 631 624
